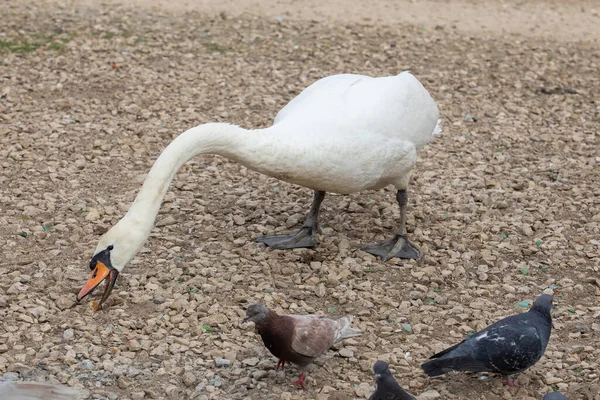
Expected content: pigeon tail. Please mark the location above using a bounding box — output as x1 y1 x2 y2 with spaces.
421 356 491 377
420 359 449 377
333 316 362 342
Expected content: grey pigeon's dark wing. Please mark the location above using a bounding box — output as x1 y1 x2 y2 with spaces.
439 323 544 373
430 312 532 359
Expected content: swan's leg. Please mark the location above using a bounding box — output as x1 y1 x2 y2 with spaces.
256 191 326 249
360 189 420 261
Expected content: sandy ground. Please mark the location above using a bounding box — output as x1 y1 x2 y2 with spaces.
105 0 600 42
1 0 599 399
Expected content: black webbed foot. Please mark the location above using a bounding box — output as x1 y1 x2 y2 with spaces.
360 234 420 261
256 227 317 249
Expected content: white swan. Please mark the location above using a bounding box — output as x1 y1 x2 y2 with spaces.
77 72 441 308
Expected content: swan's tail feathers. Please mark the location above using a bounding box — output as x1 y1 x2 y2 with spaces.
432 118 442 137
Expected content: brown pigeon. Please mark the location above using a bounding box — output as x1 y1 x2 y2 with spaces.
243 304 362 388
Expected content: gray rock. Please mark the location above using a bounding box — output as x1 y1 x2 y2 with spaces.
213 375 224 387
214 358 231 367
63 329 74 340
252 370 268 380
242 357 259 367
79 360 95 370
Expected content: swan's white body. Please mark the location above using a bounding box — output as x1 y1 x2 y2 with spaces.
93 72 441 271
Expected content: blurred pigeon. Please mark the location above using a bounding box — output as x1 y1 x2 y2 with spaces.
421 294 553 386
243 304 362 388
542 393 568 400
369 360 415 400
0 381 84 400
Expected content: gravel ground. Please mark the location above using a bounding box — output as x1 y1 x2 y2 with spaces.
1 1 599 399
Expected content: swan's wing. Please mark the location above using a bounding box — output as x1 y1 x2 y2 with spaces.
273 72 440 149
273 74 365 125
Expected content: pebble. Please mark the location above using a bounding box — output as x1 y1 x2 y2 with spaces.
252 370 268 380
156 215 177 227
63 329 75 340
117 376 132 389
212 375 224 388
182 371 196 387
78 360 95 370
418 390 441 400
242 357 259 367
354 382 371 398
214 358 231 367
202 314 228 325
56 296 76 310
338 348 354 358
315 284 327 297
85 208 101 221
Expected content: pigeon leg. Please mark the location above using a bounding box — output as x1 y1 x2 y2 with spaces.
256 191 326 249
275 359 286 372
502 378 519 387
361 189 420 261
291 372 306 389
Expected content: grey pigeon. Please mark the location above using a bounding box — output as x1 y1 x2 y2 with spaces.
421 294 553 386
369 360 415 400
542 393 568 400
243 304 362 388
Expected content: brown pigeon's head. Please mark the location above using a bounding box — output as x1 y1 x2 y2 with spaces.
242 304 270 324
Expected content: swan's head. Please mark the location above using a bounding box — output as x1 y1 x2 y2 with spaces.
77 217 147 309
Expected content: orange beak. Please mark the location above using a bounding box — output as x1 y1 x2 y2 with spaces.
77 261 119 310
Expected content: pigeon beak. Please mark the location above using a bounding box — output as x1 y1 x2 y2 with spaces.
242 316 249 323
375 373 382 379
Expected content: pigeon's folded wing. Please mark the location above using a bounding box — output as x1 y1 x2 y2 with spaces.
289 315 336 358
458 325 543 372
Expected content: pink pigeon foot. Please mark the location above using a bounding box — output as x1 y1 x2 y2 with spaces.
502 378 518 387
275 359 286 372
291 372 306 389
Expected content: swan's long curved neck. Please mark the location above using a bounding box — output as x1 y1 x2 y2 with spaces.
122 122 263 234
